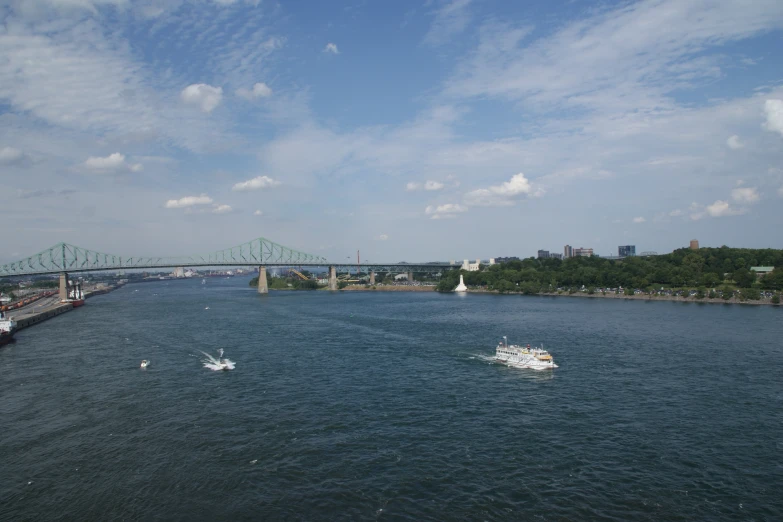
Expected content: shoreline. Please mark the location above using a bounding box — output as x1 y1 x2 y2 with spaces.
339 284 780 306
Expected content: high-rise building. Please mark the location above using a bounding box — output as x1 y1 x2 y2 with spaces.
550 253 563 260
564 245 574 258
690 239 699 250
574 247 593 257
618 245 636 257
537 250 550 259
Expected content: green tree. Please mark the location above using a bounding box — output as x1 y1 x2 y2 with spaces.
624 287 634 296
702 272 721 288
732 268 755 288
771 294 780 304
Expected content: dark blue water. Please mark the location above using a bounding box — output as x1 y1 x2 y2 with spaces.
1 278 782 521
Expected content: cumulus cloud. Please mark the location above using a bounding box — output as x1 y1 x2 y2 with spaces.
726 135 744 149
632 216 646 223
378 234 388 241
181 84 223 113
464 172 534 206
323 43 339 54
212 204 232 214
669 209 683 217
236 82 273 100
731 186 759 204
232 175 281 191
253 210 263 216
0 146 24 165
690 200 746 220
164 195 214 209
406 180 445 191
425 203 467 219
83 152 142 172
764 99 783 136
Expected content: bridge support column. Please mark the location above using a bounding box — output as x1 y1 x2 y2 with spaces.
329 266 337 291
407 271 414 283
257 266 268 294
59 272 69 301
369 271 375 285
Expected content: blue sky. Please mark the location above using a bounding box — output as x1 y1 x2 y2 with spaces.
1 0 782 263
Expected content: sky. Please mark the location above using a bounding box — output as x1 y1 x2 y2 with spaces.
1 0 782 264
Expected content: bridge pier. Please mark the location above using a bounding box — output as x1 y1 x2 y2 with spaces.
329 266 337 291
407 271 414 283
369 271 375 285
257 266 268 294
59 272 69 301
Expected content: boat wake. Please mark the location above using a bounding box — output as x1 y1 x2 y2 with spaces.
199 348 235 371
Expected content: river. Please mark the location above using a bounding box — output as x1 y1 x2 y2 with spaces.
1 277 781 520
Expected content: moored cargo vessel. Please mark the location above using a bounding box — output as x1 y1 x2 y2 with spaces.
0 311 17 347
63 283 85 308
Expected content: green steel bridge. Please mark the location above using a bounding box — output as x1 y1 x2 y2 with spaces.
0 238 456 278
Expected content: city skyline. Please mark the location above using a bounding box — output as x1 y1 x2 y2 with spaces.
1 0 783 262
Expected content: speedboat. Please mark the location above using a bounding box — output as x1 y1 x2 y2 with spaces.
495 336 558 370
140 359 150 368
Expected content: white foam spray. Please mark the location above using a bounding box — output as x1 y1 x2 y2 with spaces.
199 349 235 371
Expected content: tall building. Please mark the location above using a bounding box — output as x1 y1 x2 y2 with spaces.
537 250 550 259
564 245 574 258
690 239 699 250
550 253 563 260
574 247 593 257
618 245 636 257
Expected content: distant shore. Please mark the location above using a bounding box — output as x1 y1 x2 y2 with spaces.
340 285 435 292
339 284 779 306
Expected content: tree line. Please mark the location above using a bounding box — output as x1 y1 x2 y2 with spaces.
436 247 783 294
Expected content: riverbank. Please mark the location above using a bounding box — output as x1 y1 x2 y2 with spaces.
475 288 779 306
341 285 436 292
336 284 780 305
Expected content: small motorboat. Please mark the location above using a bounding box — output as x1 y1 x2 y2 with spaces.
205 306 210 310
140 359 150 368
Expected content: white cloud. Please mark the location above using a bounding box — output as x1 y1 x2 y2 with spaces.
0 146 24 165
378 234 388 241
253 209 263 216
236 82 273 100
731 186 759 204
164 195 214 209
181 84 223 113
726 135 744 149
445 1 783 118
632 216 646 223
212 204 232 214
323 43 339 54
407 180 445 191
691 200 746 220
464 172 534 206
779 186 783 198
84 152 125 170
232 175 281 191
423 0 472 46
669 209 683 217
764 99 783 136
82 152 142 172
425 203 467 219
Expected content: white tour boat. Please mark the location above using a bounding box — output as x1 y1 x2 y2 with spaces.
495 336 558 370
140 359 150 368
